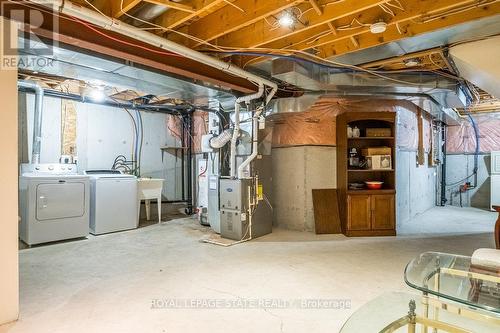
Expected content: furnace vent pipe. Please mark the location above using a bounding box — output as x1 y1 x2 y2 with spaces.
18 80 44 164
230 84 264 178
31 0 277 104
237 107 263 179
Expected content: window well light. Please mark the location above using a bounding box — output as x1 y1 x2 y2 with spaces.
88 88 106 102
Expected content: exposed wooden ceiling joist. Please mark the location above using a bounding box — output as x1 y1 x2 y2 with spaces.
90 0 142 18
155 0 230 30
238 0 499 67
360 48 448 71
143 0 196 13
317 1 500 59
212 0 389 48
113 0 143 19
308 0 323 15
187 0 305 46
288 0 496 54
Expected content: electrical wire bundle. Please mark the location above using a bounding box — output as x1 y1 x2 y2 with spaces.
111 155 136 174
115 108 144 176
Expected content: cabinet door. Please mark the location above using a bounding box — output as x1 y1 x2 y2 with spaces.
371 195 395 230
347 195 371 230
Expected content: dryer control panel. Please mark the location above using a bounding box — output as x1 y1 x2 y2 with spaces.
21 163 78 175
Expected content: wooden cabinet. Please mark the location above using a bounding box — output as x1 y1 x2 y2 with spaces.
347 195 371 231
371 194 395 230
346 194 395 235
337 111 397 237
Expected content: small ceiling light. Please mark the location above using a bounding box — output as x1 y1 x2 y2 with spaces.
404 58 420 67
88 88 106 102
278 11 295 28
370 21 387 34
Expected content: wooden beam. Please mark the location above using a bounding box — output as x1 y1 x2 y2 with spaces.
156 0 229 30
327 22 337 36
360 48 444 69
112 0 142 19
309 0 323 15
242 0 495 66
317 1 500 59
285 0 487 53
213 0 388 48
143 0 195 13
187 0 305 47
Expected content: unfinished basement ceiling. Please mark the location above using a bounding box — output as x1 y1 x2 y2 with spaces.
70 0 500 70
59 1 500 111
16 36 236 109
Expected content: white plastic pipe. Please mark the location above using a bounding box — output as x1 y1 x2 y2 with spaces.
229 84 264 178
237 107 264 179
18 80 44 164
31 0 278 103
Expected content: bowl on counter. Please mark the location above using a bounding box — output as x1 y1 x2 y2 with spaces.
365 181 384 190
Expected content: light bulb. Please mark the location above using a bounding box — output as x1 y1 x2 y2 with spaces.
89 88 106 102
278 12 294 28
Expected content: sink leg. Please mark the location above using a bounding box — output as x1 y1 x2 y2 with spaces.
157 197 161 223
146 199 151 221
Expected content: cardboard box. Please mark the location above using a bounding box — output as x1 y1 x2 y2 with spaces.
366 155 392 170
362 147 392 156
366 128 392 137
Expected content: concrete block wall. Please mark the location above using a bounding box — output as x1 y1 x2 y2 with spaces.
445 154 491 209
272 146 336 232
396 151 437 229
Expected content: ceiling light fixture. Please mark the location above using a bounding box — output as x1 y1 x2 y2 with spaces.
370 21 387 34
404 58 421 67
278 11 295 28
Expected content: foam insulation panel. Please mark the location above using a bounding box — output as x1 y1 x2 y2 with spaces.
450 36 500 99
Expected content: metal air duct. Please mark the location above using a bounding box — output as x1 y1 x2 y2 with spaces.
18 80 44 164
271 59 467 124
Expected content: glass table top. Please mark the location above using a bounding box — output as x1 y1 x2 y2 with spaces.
404 252 500 314
340 292 500 333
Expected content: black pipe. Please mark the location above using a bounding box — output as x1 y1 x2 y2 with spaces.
19 88 189 115
180 116 186 202
184 112 194 215
19 88 225 116
440 122 447 206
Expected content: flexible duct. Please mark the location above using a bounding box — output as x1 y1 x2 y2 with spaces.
230 84 265 178
209 129 233 149
18 80 44 164
31 0 277 104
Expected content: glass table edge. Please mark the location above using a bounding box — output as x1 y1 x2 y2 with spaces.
403 258 500 315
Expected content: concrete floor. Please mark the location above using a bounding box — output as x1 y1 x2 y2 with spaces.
1 206 497 333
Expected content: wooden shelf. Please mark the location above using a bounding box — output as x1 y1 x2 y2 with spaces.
348 137 394 140
347 189 396 195
160 146 188 150
348 169 394 172
337 112 397 237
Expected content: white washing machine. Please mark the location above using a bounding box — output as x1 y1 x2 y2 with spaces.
19 164 90 246
86 170 138 235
